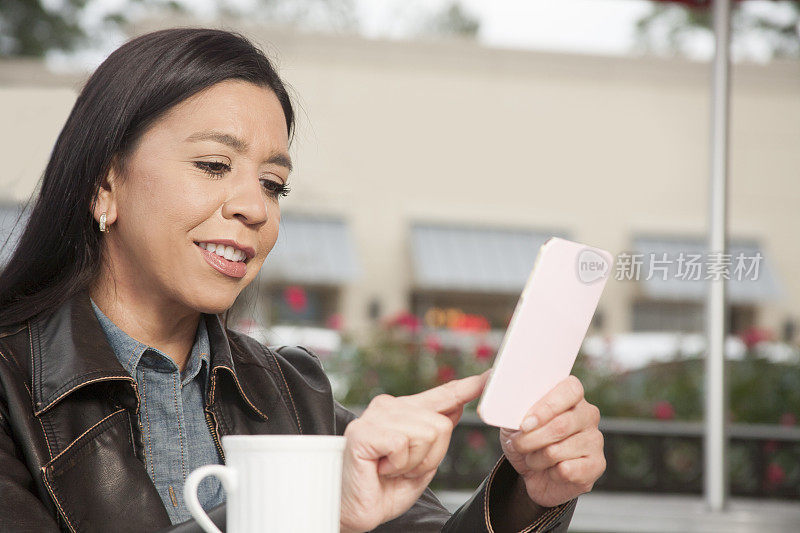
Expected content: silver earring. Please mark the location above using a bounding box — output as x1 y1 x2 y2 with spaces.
99 212 109 233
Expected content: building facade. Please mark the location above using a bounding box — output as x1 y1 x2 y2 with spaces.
1 21 798 353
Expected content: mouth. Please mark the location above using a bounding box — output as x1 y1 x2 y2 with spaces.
193 240 255 279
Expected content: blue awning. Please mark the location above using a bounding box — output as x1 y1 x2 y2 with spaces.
410 222 566 293
633 235 783 303
258 213 360 285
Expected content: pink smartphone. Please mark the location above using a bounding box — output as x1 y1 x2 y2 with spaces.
476 237 613 429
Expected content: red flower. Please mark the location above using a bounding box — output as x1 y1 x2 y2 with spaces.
780 412 796 426
283 285 307 313
386 311 421 333
424 335 442 354
739 327 773 349
325 313 343 330
474 343 494 361
766 462 786 486
467 430 487 451
437 365 456 383
653 401 675 420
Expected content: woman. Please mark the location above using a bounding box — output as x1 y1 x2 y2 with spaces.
0 28 605 532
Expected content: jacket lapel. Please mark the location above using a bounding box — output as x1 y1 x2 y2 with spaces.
30 290 135 416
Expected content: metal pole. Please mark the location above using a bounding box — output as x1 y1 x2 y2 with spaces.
705 0 731 512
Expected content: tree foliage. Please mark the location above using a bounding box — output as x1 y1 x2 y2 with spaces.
636 1 800 60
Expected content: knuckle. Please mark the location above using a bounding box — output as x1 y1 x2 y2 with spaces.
524 452 538 469
543 444 560 463
556 460 573 479
549 415 571 440
434 414 454 435
542 396 558 416
589 403 601 425
422 425 438 444
568 376 584 400
370 393 394 409
598 454 608 475
594 429 605 450
560 461 582 484
343 419 363 438
420 453 441 471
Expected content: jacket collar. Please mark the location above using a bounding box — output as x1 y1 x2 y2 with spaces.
29 289 267 420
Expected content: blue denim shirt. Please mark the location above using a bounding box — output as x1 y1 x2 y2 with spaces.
90 298 225 525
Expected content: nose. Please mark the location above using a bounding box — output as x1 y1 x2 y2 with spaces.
221 173 269 226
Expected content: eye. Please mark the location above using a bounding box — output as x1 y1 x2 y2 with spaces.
194 160 230 176
260 178 291 199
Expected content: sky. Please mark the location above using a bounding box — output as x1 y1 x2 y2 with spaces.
357 0 654 56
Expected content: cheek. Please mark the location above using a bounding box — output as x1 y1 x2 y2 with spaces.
121 171 221 254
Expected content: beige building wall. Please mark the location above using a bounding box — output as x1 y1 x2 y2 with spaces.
1 24 798 341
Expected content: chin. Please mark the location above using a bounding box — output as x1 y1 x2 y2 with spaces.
187 291 240 315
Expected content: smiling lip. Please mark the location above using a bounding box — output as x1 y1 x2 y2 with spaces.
195 243 247 278
194 239 255 260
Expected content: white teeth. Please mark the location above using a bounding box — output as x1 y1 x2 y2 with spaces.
198 242 247 262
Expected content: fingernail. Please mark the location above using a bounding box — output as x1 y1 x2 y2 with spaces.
521 416 539 432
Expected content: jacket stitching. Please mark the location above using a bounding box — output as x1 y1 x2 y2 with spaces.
40 409 127 533
0 324 25 338
518 495 575 532
0 345 53 459
28 322 39 410
41 371 127 407
213 365 269 420
126 410 136 466
484 454 570 533
533 498 576 532
268 347 303 434
41 471 78 533
35 374 136 416
0 347 32 397
45 408 127 466
207 370 232 434
31 320 46 411
483 454 504 532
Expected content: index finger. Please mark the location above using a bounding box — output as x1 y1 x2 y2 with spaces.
519 375 585 432
404 369 491 415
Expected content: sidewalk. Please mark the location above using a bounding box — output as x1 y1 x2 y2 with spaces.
437 490 800 532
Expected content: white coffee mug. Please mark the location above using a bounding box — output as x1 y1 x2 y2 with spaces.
184 434 347 533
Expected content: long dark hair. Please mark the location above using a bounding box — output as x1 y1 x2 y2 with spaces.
0 27 295 327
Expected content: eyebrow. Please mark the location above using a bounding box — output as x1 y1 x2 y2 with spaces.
185 130 293 172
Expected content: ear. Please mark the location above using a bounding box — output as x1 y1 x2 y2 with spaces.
92 156 122 226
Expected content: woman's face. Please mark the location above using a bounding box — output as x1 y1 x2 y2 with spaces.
98 80 291 314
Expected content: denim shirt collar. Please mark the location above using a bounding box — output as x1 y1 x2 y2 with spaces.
89 298 211 386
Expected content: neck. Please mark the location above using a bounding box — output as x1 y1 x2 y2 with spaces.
89 268 200 373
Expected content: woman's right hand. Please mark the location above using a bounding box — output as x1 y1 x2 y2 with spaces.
338 370 491 533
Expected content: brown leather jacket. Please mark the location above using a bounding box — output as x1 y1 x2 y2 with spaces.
0 290 577 532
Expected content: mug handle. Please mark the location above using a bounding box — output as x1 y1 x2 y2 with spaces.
184 465 237 533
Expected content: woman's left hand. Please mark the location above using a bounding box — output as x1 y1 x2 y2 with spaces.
499 375 606 508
